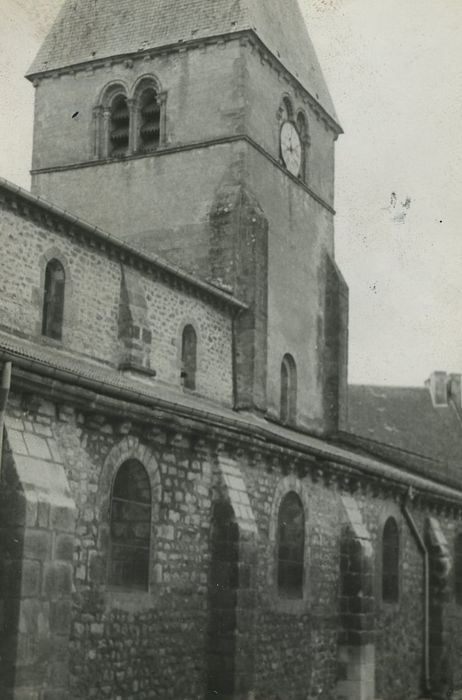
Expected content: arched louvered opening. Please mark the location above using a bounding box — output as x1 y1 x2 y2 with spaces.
109 93 130 157
139 88 161 151
181 324 197 391
455 533 462 605
281 96 294 122
109 459 151 590
280 354 297 425
382 517 400 603
42 259 65 341
296 111 309 181
277 492 305 599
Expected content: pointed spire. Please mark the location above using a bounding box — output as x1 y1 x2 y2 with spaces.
28 0 338 125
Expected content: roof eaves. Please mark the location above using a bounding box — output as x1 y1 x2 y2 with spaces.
26 29 343 135
0 176 247 312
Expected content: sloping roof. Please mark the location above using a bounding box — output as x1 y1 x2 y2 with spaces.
0 176 246 311
2 332 462 503
346 384 462 480
28 0 339 125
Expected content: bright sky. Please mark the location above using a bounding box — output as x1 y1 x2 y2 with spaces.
1 0 461 387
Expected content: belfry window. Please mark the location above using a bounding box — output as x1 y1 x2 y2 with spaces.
382 517 400 603
109 459 151 590
42 259 65 341
277 492 305 599
455 534 462 605
139 88 161 151
280 354 297 425
181 324 197 391
109 94 130 157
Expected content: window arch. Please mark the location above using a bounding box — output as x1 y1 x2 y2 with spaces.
280 354 297 425
277 491 305 599
280 95 294 122
181 324 197 391
109 459 151 590
382 517 400 603
42 258 65 341
455 534 462 605
109 93 130 157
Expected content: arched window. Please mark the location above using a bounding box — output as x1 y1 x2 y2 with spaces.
280 354 297 425
139 87 161 152
42 259 65 341
109 459 151 590
109 93 130 157
296 112 309 182
181 324 197 391
455 534 462 605
382 517 400 603
277 492 305 599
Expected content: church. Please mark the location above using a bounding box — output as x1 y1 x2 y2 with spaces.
0 1 461 699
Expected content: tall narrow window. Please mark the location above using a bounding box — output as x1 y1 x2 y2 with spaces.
109 94 130 157
382 517 400 603
109 459 151 590
455 534 462 605
181 324 197 391
277 492 305 599
42 259 65 341
280 354 297 425
139 88 161 152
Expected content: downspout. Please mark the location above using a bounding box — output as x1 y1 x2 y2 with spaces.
401 487 430 695
0 361 12 478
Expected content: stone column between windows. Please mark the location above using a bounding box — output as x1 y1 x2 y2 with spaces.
211 452 259 700
92 106 103 159
101 109 111 159
337 495 376 700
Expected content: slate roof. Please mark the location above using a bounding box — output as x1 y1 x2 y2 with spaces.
346 384 462 483
28 0 339 126
2 330 462 503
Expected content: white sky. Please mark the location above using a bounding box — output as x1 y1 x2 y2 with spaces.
1 0 461 387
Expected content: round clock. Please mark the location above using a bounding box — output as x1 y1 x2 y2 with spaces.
280 121 302 177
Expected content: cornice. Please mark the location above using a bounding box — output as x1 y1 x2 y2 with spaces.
30 134 336 216
25 30 342 137
0 176 246 314
3 346 462 515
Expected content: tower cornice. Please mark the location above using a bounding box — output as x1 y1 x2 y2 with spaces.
26 30 342 137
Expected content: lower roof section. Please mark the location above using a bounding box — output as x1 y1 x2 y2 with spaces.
1 330 462 505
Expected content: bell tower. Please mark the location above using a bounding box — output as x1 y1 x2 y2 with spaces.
28 0 348 433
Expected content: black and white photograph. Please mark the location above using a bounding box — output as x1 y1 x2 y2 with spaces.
0 1 461 698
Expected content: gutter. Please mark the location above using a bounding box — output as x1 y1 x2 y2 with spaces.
401 487 430 695
0 361 12 478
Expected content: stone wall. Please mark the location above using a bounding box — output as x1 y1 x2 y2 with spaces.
0 199 234 407
2 387 462 700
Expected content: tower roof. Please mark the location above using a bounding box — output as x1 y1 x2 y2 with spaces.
28 0 339 126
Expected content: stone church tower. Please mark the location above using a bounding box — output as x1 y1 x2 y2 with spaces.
27 0 348 435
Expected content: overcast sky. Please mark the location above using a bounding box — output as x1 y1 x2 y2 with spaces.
1 0 461 387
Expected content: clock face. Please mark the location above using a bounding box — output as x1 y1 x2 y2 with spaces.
280 121 302 177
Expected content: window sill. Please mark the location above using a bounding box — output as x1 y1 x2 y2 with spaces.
270 593 310 615
105 588 155 612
